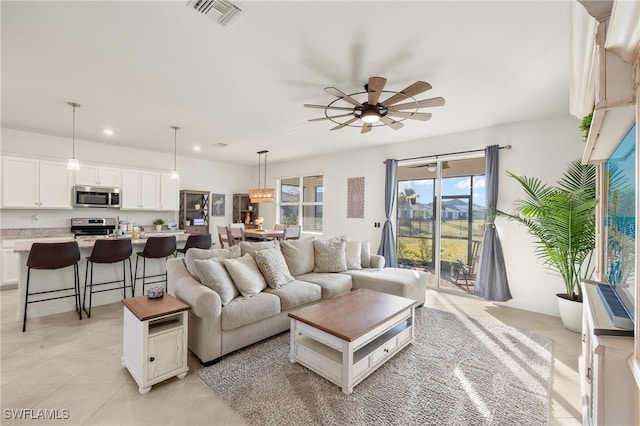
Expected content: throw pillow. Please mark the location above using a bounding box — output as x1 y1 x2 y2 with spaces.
313 239 347 273
193 258 239 306
185 245 241 282
280 237 316 276
344 240 362 270
223 253 267 297
360 240 371 268
239 240 280 258
254 247 295 289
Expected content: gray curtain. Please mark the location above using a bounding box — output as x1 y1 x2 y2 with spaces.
377 159 398 268
475 145 512 301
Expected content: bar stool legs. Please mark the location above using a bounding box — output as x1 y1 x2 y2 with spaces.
83 257 133 318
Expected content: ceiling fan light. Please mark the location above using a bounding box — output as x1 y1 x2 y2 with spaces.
67 158 80 171
427 164 437 172
360 110 380 123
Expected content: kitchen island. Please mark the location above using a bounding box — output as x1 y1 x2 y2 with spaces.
12 233 191 322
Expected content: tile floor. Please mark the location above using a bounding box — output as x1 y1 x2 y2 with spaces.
1 288 582 425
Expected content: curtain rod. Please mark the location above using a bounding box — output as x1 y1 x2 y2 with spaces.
383 144 512 164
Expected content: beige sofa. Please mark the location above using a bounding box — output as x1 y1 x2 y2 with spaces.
167 238 427 365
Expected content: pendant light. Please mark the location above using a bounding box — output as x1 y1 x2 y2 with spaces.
170 126 180 180
66 102 81 171
249 150 275 203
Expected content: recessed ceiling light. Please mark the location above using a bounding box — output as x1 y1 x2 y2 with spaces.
103 129 114 136
192 145 201 152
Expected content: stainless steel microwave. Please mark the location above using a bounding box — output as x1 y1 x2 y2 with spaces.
72 186 120 208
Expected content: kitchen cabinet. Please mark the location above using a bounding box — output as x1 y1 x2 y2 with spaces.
121 170 160 210
74 165 120 187
159 174 179 211
121 295 189 394
1 156 72 209
1 239 19 288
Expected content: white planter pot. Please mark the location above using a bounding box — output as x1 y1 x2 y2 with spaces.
556 294 582 333
155 225 162 231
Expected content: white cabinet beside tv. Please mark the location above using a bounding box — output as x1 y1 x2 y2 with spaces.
121 170 160 210
581 283 634 426
1 156 72 209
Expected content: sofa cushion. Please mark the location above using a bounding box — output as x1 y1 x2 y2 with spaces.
193 258 239 306
223 253 267 297
264 280 321 311
280 237 315 276
254 247 294 289
239 240 280 258
313 239 347 273
296 272 352 299
185 245 241 282
347 268 427 305
344 240 362 270
221 292 281 331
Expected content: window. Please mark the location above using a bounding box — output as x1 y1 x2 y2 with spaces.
278 175 323 233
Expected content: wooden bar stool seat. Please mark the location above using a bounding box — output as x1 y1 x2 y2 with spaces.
23 241 82 332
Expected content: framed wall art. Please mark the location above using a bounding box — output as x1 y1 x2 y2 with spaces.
211 193 226 216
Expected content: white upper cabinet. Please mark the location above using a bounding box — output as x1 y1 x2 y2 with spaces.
159 174 179 211
75 165 120 187
1 156 72 209
121 170 160 210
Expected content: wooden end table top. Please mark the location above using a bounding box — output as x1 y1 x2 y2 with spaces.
122 294 189 321
288 288 415 342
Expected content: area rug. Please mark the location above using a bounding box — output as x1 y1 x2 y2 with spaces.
197 308 552 426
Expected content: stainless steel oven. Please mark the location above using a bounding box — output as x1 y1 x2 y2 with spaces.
72 186 120 208
71 218 117 238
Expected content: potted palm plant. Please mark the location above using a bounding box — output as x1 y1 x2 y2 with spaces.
500 160 597 332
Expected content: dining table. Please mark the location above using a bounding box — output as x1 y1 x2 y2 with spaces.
243 228 285 241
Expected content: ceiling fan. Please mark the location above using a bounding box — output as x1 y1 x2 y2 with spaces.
304 76 445 134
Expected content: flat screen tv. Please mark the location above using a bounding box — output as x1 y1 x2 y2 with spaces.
604 123 636 326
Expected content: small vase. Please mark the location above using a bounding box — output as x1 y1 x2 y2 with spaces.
155 225 162 231
194 204 201 210
258 225 263 230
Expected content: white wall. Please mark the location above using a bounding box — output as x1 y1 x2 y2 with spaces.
0 128 254 231
266 114 584 316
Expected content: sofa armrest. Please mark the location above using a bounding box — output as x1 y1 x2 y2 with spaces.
166 258 222 319
369 254 385 269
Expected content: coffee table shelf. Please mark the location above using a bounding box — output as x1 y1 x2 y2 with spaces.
289 289 415 394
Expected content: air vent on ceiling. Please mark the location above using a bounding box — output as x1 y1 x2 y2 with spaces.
187 0 244 27
213 142 228 148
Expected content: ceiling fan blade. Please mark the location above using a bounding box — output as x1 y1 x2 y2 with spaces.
330 117 359 131
324 87 362 107
367 76 387 106
304 104 354 112
387 111 432 121
361 123 372 134
381 81 432 107
380 116 404 130
308 113 354 122
387 97 446 111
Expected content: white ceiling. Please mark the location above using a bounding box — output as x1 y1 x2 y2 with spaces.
1 1 572 166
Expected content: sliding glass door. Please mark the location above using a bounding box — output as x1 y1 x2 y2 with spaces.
396 157 486 293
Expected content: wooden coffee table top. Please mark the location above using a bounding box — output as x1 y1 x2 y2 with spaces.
122 294 189 321
288 288 415 342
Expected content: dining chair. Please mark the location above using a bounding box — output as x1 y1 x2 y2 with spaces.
283 225 301 240
217 226 232 248
229 223 245 245
274 224 287 231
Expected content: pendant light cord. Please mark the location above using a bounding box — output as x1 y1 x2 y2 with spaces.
67 102 80 159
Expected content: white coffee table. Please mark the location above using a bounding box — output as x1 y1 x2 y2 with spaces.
288 288 416 394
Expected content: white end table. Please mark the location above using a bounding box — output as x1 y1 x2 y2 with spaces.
121 294 189 394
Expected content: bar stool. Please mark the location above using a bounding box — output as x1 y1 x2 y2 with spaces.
83 239 133 318
176 233 212 256
23 241 82 332
134 236 176 295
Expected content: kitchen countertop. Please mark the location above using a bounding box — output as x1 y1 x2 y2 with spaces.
13 233 190 253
